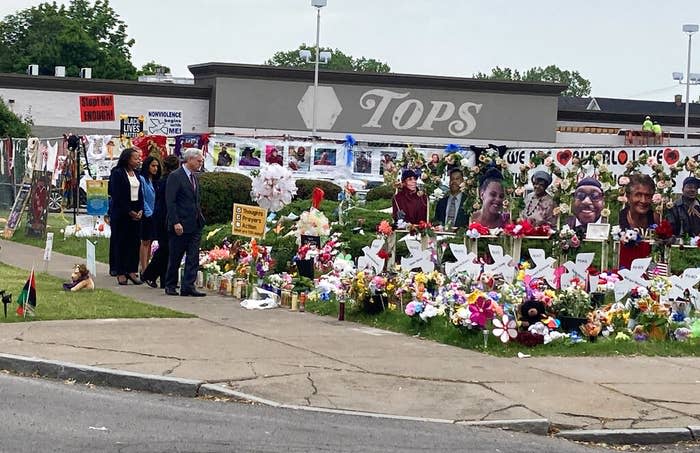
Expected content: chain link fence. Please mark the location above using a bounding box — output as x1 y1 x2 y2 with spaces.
0 139 27 212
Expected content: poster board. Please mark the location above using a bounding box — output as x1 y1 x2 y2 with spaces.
232 203 267 239
86 179 109 216
2 182 31 239
25 170 51 238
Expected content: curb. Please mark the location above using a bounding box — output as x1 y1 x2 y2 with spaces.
556 427 697 445
0 353 202 397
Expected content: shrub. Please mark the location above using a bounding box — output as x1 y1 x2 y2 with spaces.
295 179 341 201
366 184 395 202
199 172 252 225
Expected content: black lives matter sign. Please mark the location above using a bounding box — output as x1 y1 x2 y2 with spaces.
120 115 144 138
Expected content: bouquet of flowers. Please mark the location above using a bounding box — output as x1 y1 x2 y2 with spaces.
557 225 581 259
466 222 489 239
250 164 297 211
297 208 331 239
619 229 642 247
552 282 592 318
503 219 534 238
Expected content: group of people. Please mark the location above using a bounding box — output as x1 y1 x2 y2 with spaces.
108 147 206 297
392 164 700 238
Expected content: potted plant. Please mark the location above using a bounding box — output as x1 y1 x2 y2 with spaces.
552 283 592 332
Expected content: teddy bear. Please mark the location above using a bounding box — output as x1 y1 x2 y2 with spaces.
519 299 546 329
63 264 95 292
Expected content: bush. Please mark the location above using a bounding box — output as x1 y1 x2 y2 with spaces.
366 184 395 201
199 172 252 225
295 179 341 202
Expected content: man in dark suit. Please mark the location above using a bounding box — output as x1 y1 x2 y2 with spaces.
164 148 206 297
433 168 468 228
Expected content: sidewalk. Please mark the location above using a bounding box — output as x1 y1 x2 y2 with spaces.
1 239 699 437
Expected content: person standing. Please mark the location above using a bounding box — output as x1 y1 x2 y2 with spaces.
434 168 468 228
164 148 206 297
667 176 700 237
141 155 179 288
108 148 144 286
138 156 161 276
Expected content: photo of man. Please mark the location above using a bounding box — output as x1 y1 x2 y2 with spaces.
354 151 372 174
566 178 604 229
313 148 337 166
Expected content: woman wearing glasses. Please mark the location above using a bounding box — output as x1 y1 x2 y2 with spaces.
566 178 604 230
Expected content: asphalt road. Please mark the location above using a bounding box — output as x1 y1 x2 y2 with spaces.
0 373 691 453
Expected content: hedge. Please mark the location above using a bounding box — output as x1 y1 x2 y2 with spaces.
199 172 252 225
366 184 395 201
295 179 341 202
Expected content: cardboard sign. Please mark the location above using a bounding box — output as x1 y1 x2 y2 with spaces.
484 244 516 282
146 110 182 136
43 232 54 261
444 244 480 278
2 182 31 239
614 257 652 301
79 95 115 122
86 179 109 216
120 115 144 138
232 203 267 238
357 238 386 274
400 239 434 272
560 252 595 290
525 248 557 287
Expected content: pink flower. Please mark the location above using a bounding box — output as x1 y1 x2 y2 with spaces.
617 195 628 203
618 176 630 186
469 297 494 328
405 303 416 316
544 157 553 166
646 157 656 166
571 235 580 247
652 193 662 204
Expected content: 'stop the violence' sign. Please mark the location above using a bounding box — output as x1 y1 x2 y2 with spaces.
79 95 115 122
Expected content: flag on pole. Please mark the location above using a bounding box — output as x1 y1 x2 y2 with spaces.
16 268 36 317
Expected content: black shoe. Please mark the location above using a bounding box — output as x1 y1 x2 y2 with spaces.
165 288 179 296
126 274 143 285
142 276 157 288
181 289 206 297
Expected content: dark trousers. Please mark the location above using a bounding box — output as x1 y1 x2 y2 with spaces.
165 231 201 293
142 238 169 288
109 215 140 276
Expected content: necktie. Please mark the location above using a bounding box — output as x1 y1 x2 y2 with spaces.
189 173 196 191
446 196 457 226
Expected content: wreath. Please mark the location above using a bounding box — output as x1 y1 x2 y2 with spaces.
552 151 616 221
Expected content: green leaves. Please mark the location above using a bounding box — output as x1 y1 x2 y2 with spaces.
474 64 591 97
265 44 391 73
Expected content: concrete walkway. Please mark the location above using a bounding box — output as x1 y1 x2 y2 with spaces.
1 239 699 439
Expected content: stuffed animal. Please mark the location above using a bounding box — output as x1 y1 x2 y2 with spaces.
519 299 546 329
63 264 95 292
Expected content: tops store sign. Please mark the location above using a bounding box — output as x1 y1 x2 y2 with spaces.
212 78 559 142
79 94 115 122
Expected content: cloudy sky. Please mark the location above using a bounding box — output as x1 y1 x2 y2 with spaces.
2 0 700 101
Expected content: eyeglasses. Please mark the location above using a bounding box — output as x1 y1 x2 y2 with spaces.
574 191 603 202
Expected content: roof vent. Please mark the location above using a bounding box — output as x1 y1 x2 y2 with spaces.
79 67 92 79
55 66 66 77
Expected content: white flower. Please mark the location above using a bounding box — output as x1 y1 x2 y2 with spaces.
460 158 470 167
419 303 439 321
492 315 518 343
559 203 570 214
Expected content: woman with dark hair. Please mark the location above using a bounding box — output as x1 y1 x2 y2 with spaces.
470 169 509 228
139 156 162 275
141 155 180 288
619 173 659 269
108 148 144 285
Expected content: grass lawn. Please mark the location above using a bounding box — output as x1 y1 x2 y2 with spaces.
1 211 110 263
306 299 700 357
0 262 193 323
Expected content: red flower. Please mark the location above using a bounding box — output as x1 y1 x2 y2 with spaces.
468 222 490 235
654 220 673 240
377 249 390 259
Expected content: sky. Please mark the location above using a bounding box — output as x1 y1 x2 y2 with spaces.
2 0 700 101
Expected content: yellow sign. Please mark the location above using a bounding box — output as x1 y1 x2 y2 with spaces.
232 203 267 238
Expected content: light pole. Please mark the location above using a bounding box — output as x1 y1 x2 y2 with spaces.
311 0 326 145
683 24 698 142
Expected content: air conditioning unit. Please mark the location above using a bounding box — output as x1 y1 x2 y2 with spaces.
79 67 92 79
55 66 66 77
27 64 39 76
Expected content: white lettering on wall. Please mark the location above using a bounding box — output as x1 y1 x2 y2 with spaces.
359 88 483 137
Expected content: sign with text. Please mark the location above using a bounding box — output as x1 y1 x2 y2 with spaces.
146 110 183 136
119 115 144 138
79 95 115 122
232 203 267 238
86 179 109 216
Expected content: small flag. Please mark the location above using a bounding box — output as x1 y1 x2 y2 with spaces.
16 269 36 317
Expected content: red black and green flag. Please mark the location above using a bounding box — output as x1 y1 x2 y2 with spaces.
16 269 36 317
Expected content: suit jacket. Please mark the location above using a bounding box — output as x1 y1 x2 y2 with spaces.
152 174 169 240
166 167 205 234
434 194 468 228
107 167 144 222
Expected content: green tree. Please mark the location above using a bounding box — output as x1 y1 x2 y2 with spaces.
0 98 32 138
474 65 591 97
137 60 172 76
265 44 390 73
0 0 136 80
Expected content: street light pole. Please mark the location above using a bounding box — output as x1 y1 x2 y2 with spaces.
310 0 327 149
683 24 699 142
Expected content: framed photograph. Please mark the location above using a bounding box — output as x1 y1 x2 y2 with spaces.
585 223 610 240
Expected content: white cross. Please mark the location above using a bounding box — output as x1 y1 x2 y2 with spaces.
559 252 595 290
668 268 700 309
525 248 557 288
614 257 652 302
357 238 386 274
400 239 434 273
444 243 480 278
483 244 515 283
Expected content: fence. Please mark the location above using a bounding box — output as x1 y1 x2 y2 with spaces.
0 139 27 211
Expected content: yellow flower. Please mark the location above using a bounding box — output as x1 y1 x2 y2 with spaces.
414 273 428 285
467 290 485 304
388 303 397 311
